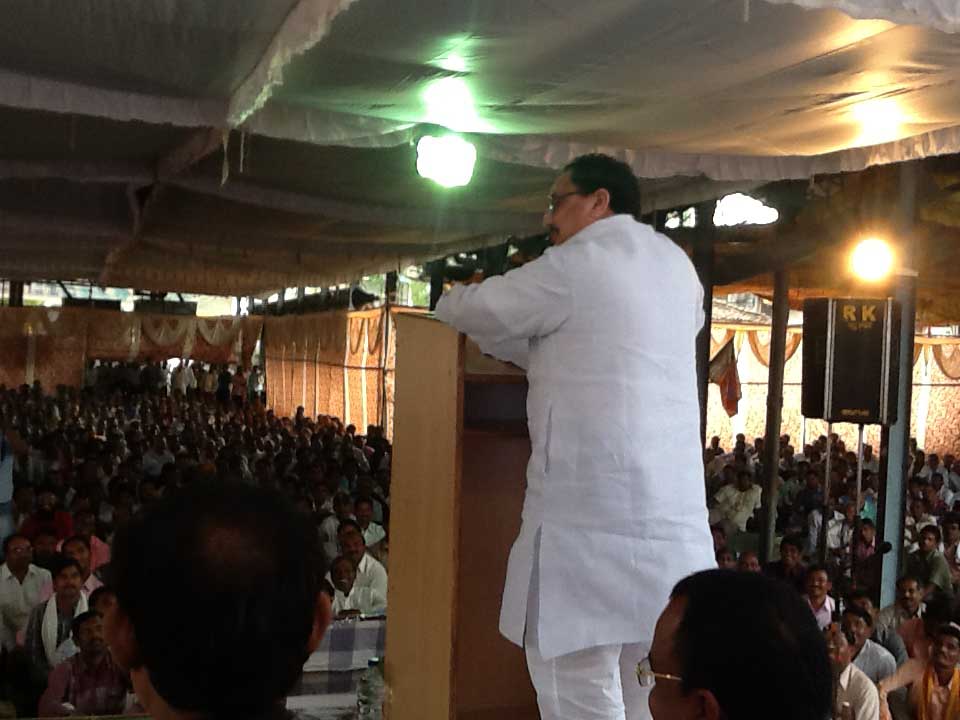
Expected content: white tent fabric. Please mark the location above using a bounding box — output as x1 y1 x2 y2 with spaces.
1 0 960 183
770 0 960 33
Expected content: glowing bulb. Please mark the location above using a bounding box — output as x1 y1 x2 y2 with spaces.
850 237 894 281
422 77 491 133
851 97 905 147
416 135 476 188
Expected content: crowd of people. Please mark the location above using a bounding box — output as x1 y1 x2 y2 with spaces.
7 366 960 719
707 432 960 720
0 374 391 717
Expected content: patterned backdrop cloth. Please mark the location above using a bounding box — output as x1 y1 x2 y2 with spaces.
302 617 386 673
0 307 262 390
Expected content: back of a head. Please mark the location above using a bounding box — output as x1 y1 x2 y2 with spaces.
111 481 326 718
563 154 641 217
671 570 832 720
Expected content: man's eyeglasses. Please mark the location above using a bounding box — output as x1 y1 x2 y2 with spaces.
6 546 32 555
636 656 683 688
546 191 584 214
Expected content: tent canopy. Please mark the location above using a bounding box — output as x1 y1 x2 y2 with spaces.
2 0 960 295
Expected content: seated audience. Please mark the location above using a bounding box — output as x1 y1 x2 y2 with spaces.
715 548 736 570
943 514 960 592
804 565 835 631
906 525 954 598
877 575 926 639
708 469 761 535
824 623 880 720
842 605 897 683
24 556 88 682
847 589 910 667
330 556 387 618
68 510 111 573
762 535 807 594
879 622 960 720
646 569 832 720
355 496 386 550
38 610 129 716
104 482 331 720
0 533 51 652
59 535 104 597
337 520 388 601
737 550 761 573
320 492 354 563
904 498 937 555
87 586 117 619
20 488 74 542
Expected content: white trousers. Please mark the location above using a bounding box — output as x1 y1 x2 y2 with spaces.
524 533 652 720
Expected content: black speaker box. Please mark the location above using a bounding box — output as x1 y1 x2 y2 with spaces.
801 298 901 425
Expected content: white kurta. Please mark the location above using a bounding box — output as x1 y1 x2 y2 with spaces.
435 214 715 660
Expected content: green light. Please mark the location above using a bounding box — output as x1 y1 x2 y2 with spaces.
416 135 477 188
422 77 491 133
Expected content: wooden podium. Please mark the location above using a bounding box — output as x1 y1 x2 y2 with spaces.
385 314 538 720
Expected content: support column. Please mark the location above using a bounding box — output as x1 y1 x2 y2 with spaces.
759 269 789 562
429 262 444 311
385 271 398 304
879 161 919 607
8 281 24 307
692 206 716 448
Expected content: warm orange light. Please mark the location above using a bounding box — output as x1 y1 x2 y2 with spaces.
850 237 895 281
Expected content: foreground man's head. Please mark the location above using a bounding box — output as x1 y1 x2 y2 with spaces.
105 482 331 720
648 570 832 720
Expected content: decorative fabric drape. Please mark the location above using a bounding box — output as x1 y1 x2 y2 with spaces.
0 307 262 392
262 307 419 435
933 344 960 379
747 330 803 368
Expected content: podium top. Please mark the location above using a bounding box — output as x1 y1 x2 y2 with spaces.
394 313 526 380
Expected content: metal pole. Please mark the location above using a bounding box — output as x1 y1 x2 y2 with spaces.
692 204 716 449
759 269 789 562
879 161 918 607
801 416 808 451
818 424 833 564
849 424 865 586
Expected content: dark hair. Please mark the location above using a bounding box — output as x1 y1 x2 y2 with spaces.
62 534 91 552
860 518 875 529
354 496 374 511
806 564 831 581
921 524 943 544
780 535 804 553
937 622 960 644
337 518 363 537
846 589 875 612
111 482 326 717
842 603 874 627
671 570 832 720
52 554 83 580
563 154 641 216
2 532 29 557
71 610 102 638
88 585 116 610
897 574 923 589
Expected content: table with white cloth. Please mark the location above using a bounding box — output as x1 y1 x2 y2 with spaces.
303 616 387 673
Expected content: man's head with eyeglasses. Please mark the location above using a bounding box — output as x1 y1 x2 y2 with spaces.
647 570 831 720
543 154 641 246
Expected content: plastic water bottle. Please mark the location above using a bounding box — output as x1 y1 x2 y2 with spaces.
356 657 384 719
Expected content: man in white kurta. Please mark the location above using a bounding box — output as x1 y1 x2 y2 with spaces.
435 154 714 720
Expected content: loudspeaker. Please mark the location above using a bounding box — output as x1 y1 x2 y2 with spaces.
801 298 901 425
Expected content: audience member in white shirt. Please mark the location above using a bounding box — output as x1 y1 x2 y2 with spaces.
337 522 388 602
0 534 52 650
355 497 386 550
824 623 880 720
708 470 762 535
319 493 354 563
330 556 386 618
